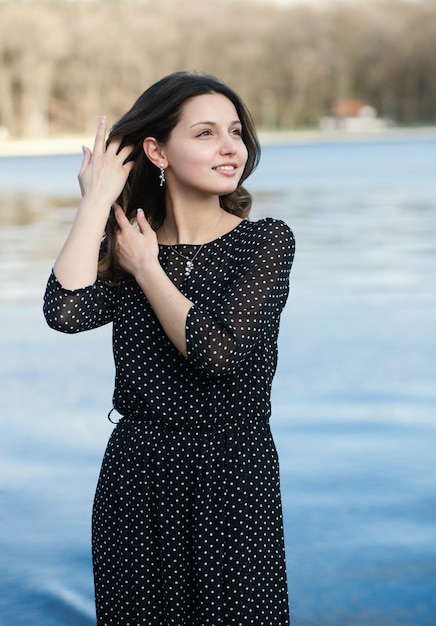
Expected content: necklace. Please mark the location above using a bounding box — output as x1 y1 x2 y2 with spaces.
163 210 224 278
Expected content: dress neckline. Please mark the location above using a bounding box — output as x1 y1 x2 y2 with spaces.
158 218 247 249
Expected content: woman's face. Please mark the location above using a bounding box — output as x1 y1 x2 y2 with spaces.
163 93 249 198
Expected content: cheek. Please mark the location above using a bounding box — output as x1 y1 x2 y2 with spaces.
168 150 208 185
240 143 248 164
175 147 208 171
240 145 249 171
166 147 196 178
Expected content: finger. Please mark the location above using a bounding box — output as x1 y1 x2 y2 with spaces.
118 143 134 163
78 146 91 195
79 145 91 173
107 139 133 165
114 204 128 229
92 115 107 156
105 137 122 156
135 208 148 233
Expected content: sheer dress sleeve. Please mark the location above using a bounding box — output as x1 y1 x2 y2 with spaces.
43 271 117 333
185 220 295 377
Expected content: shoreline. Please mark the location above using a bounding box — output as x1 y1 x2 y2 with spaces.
0 126 435 157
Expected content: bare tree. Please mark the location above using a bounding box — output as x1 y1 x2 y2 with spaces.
1 0 436 137
0 3 70 137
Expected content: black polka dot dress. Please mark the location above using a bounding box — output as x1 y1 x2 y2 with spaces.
43 218 295 625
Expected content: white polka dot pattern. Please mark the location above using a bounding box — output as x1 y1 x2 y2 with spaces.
43 218 295 625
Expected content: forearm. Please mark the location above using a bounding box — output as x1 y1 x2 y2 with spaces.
135 261 193 357
53 197 110 289
53 117 134 290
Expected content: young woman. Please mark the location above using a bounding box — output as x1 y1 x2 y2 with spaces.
43 71 295 625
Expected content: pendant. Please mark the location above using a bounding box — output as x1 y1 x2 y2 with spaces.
185 260 194 277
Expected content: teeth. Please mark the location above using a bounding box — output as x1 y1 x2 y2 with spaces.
216 165 235 171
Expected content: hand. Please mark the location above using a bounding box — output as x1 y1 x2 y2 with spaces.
115 205 159 277
78 116 134 205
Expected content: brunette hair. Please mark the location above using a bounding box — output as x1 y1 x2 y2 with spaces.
98 71 260 284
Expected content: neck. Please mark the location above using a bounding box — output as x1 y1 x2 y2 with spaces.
163 205 224 245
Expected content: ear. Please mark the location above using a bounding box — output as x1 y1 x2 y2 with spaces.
142 137 167 169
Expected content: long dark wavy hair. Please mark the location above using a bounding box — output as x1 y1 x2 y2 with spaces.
98 71 261 284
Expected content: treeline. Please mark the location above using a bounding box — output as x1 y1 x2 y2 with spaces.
1 0 435 138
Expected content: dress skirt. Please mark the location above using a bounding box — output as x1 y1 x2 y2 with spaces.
92 415 290 625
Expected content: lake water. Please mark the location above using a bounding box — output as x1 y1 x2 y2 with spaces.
1 135 436 625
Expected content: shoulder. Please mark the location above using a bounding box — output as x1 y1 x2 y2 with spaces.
239 217 295 253
248 217 293 239
226 217 295 273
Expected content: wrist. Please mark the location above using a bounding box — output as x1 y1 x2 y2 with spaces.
133 256 162 282
79 195 113 214
135 257 164 278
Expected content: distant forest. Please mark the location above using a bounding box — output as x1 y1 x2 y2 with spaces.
1 0 435 137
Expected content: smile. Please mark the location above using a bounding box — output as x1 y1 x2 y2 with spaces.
214 164 237 172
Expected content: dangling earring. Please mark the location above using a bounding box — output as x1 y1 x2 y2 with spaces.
159 164 166 187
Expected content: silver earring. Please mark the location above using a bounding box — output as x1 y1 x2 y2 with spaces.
159 164 166 187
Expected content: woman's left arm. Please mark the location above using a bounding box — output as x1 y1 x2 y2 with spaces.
115 207 295 369
185 220 295 376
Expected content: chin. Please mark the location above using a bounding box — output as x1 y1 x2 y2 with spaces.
215 182 240 196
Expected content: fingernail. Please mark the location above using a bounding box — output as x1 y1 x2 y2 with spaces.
137 208 144 217
101 115 107 124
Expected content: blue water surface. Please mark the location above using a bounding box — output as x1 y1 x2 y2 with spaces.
1 135 435 625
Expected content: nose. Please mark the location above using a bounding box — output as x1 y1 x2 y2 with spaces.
219 132 237 155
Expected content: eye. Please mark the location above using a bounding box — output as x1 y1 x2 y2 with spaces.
231 127 242 136
197 129 213 137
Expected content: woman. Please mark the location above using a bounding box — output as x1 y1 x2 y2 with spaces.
43 71 295 625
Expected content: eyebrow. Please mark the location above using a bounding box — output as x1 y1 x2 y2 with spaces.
190 120 242 128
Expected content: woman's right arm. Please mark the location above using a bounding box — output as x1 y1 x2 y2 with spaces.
53 116 134 290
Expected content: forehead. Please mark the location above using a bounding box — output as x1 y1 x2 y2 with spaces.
179 93 240 122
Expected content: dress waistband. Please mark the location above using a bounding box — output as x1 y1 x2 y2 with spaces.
107 407 268 433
